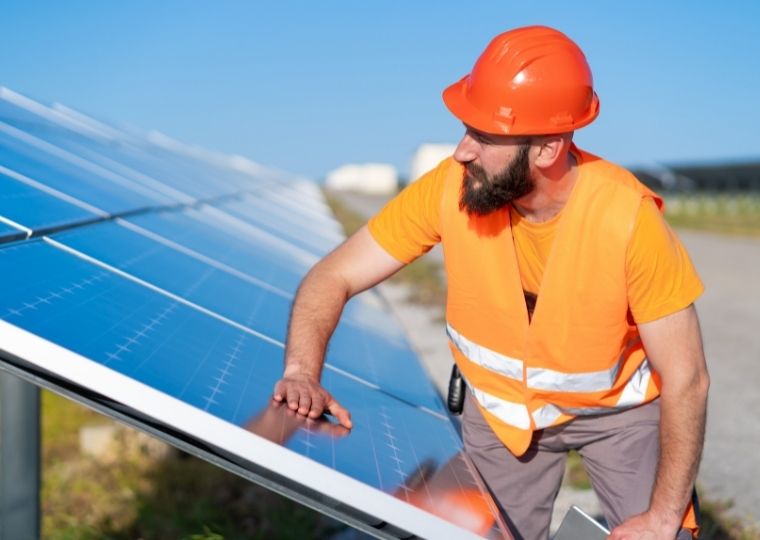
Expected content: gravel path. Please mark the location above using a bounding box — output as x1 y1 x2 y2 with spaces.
679 231 760 524
337 191 760 528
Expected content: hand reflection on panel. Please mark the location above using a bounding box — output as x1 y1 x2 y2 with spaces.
245 401 509 538
244 398 350 445
395 453 510 539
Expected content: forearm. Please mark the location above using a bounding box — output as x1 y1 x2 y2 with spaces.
274 226 405 428
283 262 351 381
649 369 709 527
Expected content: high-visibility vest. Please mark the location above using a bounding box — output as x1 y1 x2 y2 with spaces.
439 149 662 457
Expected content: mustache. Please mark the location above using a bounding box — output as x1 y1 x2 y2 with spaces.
464 162 488 183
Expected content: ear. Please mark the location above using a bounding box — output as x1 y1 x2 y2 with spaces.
532 135 566 168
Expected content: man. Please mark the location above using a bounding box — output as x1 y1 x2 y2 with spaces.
273 25 709 540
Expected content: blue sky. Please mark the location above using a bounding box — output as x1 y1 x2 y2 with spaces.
2 1 759 179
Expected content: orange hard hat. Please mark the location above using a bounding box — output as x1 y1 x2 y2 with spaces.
443 25 600 135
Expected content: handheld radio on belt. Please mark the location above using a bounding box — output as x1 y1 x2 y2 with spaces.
447 364 466 414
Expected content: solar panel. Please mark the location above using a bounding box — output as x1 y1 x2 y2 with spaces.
0 88 511 539
0 169 102 233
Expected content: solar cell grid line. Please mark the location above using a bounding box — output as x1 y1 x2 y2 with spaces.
115 209 407 343
22 127 197 205
246 184 346 233
141 128 295 190
209 197 344 257
0 131 164 217
2 88 296 204
116 208 395 332
0 91 192 204
119 209 311 295
0 86 122 141
0 164 109 218
115 218 294 299
1 89 258 201
46 222 447 413
264 179 345 222
195 203 333 261
231 189 345 239
0 121 178 209
0 169 105 241
49 220 300 335
109 126 280 198
0 239 509 539
230 188 345 236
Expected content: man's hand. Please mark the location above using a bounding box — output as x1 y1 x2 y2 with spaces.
273 373 352 429
607 510 681 540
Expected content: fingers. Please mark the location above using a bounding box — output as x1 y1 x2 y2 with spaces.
297 393 312 416
272 377 351 429
326 398 352 429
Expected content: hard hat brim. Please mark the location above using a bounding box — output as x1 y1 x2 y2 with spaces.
442 75 601 136
442 76 508 135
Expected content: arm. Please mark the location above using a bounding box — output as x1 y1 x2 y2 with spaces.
609 304 709 539
272 225 406 428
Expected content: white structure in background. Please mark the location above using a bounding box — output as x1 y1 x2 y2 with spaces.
325 163 398 194
409 143 456 184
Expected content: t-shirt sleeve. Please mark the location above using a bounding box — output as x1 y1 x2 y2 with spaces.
626 197 704 323
366 161 447 264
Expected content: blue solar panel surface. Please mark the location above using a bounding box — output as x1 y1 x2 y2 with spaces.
0 88 509 539
0 169 101 232
0 125 175 213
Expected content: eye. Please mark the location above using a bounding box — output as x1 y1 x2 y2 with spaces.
468 129 488 144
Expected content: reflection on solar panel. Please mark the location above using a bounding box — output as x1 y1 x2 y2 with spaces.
0 87 510 539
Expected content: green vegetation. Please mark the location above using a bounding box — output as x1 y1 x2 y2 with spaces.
41 391 337 539
563 451 592 491
664 193 760 236
324 193 366 237
324 192 446 308
699 496 760 540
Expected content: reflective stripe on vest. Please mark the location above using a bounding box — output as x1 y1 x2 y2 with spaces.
467 357 653 431
450 320 644 395
526 336 642 393
462 374 532 430
531 359 653 428
446 322 523 381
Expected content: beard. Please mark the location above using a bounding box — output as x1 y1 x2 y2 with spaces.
459 144 534 216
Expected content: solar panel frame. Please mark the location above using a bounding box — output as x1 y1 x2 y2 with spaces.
0 322 500 540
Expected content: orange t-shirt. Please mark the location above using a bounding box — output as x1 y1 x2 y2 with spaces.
368 157 703 324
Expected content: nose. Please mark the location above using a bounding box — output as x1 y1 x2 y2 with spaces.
453 132 478 164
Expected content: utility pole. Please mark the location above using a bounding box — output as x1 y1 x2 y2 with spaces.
0 370 40 540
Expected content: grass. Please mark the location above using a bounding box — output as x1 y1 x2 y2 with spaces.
41 390 338 539
664 193 760 236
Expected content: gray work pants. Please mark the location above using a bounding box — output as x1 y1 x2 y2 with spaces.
462 392 694 540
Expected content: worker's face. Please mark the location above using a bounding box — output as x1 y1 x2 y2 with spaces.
454 127 534 215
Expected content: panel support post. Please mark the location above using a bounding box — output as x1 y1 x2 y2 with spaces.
0 370 40 540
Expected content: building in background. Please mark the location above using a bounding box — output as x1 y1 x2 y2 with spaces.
409 143 456 185
325 163 398 194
